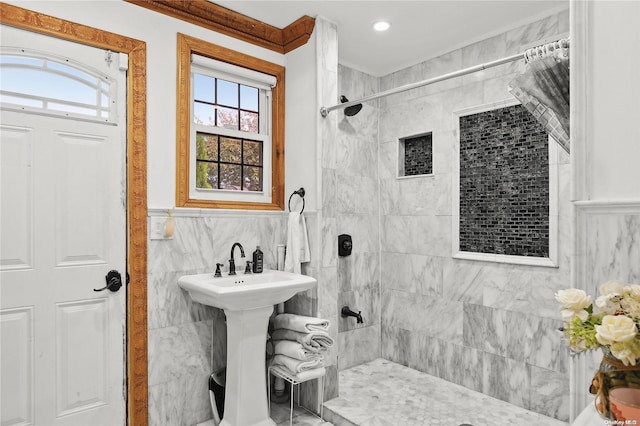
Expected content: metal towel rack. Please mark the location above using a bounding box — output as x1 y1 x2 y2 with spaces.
288 187 305 213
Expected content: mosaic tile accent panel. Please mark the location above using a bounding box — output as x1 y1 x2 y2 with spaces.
402 133 432 176
459 104 549 257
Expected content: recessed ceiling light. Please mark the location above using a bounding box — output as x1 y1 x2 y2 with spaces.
373 21 391 32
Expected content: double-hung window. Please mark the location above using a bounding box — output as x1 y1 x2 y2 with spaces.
177 34 285 210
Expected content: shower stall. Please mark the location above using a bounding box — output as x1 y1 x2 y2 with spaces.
312 8 571 424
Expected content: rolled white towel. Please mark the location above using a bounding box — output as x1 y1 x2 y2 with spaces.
273 313 330 333
270 329 334 352
273 340 318 360
271 354 324 373
271 364 326 382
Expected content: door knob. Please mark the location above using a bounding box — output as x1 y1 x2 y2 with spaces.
94 270 123 292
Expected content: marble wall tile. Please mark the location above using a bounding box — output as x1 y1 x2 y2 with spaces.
148 320 213 387
318 266 338 319
462 302 487 351
337 214 379 254
380 252 442 296
338 284 380 332
321 218 337 268
585 212 640 284
148 373 212 426
381 325 411 367
337 251 380 293
482 74 518 103
505 13 560 55
482 352 528 409
461 33 508 85
147 269 219 330
336 137 378 178
379 177 437 216
336 175 379 215
322 168 337 218
338 325 381 370
481 264 568 319
408 330 440 377
442 259 485 304
529 365 570 421
382 289 463 344
380 215 450 257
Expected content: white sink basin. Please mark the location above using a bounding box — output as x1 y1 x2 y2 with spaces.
178 268 317 426
177 269 316 311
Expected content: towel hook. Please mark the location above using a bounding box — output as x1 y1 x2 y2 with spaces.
288 187 305 213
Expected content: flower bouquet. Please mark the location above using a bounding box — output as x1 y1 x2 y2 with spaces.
556 281 640 418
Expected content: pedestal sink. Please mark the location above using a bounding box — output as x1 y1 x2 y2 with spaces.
178 270 317 426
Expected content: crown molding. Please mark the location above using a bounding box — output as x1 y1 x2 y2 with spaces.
125 0 315 54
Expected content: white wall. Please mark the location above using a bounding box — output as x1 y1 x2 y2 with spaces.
571 0 640 420
5 0 319 210
586 0 640 200
284 33 318 211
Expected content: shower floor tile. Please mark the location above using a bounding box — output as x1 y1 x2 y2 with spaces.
324 358 568 426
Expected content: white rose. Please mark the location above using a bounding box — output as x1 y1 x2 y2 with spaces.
555 289 592 320
600 281 625 297
611 345 638 367
596 315 637 345
625 284 640 299
595 295 618 315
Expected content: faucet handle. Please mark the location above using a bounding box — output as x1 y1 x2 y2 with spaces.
244 261 252 274
214 263 223 277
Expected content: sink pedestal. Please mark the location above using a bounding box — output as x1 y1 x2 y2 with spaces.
220 305 276 426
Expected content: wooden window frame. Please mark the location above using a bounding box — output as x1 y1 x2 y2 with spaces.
176 33 285 210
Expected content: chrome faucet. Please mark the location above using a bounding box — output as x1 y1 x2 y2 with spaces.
228 242 245 276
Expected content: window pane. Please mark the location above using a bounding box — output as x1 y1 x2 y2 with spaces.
220 164 241 190
0 93 42 108
243 140 262 166
196 133 218 161
217 107 238 130
194 73 215 103
48 61 98 84
196 161 218 189
194 102 215 125
240 111 259 133
217 79 238 107
220 137 241 163
2 67 94 105
0 55 42 67
240 85 258 111
243 166 263 192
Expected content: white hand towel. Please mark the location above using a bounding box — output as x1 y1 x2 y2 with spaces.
273 340 317 360
270 329 334 352
271 354 323 373
284 212 310 274
274 313 330 333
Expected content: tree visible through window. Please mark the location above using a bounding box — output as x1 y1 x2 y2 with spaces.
193 73 263 192
176 33 285 210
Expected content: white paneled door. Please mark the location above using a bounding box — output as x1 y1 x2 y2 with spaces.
0 26 127 426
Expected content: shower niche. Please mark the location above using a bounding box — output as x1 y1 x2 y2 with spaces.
397 132 433 178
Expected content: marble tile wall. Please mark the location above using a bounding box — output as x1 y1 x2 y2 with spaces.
375 11 571 422
147 211 306 426
335 65 381 371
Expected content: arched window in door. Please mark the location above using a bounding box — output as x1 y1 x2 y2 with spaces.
0 48 117 124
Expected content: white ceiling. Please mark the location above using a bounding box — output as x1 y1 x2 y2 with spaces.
215 0 568 76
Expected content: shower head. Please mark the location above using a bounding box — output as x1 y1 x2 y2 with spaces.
340 95 363 117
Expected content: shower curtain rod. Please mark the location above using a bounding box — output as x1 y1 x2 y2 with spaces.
320 51 524 118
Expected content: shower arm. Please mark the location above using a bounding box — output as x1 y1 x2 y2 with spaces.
319 52 524 118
